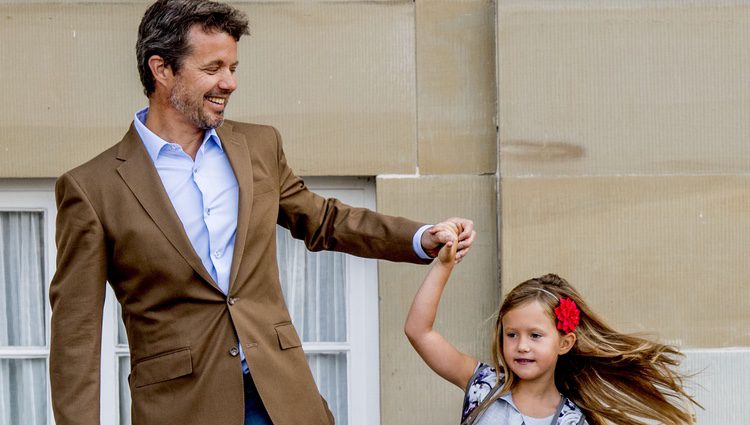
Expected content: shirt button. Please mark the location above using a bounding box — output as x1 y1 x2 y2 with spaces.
214 250 222 258
206 208 211 216
229 347 239 357
170 145 179 151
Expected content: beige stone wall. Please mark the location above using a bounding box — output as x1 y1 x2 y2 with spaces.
498 1 750 422
0 3 144 177
1 0 497 178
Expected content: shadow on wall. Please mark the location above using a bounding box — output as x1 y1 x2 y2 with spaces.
501 140 586 162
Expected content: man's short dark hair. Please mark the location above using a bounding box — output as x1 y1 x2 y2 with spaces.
136 0 250 97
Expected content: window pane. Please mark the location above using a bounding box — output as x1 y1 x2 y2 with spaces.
119 356 131 425
117 302 128 346
0 211 45 347
0 358 47 425
307 353 347 425
277 229 347 342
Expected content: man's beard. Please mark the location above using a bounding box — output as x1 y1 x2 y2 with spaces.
169 80 225 130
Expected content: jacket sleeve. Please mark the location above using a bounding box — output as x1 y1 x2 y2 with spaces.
49 172 108 425
273 127 429 264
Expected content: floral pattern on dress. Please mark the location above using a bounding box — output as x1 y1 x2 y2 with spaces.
557 398 585 425
461 363 587 425
461 363 504 423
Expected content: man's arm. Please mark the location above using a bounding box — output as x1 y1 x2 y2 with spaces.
272 127 476 263
274 128 427 263
49 173 107 425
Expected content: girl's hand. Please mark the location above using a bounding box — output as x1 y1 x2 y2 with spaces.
436 223 459 265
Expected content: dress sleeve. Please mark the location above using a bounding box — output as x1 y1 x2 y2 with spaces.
460 362 499 423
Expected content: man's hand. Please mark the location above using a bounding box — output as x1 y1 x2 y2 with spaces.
421 217 476 263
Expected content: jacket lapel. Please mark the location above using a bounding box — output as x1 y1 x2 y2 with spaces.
115 123 221 292
216 122 254 293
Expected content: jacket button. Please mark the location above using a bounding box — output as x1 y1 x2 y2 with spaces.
229 346 239 357
228 297 237 306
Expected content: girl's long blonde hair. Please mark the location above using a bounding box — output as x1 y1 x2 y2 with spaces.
469 274 699 425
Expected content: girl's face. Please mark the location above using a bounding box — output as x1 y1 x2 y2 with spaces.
501 300 574 386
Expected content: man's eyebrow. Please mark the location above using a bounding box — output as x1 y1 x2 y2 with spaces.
201 60 239 68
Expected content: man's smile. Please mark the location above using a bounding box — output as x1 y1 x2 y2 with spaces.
206 96 226 105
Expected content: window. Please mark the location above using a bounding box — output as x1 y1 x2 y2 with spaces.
0 180 56 425
1 178 379 425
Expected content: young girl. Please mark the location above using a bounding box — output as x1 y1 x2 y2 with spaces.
405 223 699 425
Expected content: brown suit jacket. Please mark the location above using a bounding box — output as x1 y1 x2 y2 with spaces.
49 120 426 425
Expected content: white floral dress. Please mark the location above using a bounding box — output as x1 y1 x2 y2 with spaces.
461 363 587 425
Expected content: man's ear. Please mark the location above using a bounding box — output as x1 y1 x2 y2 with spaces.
148 55 173 90
558 332 577 355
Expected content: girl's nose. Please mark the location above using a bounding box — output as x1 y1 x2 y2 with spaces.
518 336 533 352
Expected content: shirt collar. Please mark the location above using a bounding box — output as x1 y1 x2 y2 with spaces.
133 107 223 163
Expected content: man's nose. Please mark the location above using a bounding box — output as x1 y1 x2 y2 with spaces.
218 70 237 92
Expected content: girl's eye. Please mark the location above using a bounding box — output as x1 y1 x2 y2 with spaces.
505 332 516 338
531 333 542 339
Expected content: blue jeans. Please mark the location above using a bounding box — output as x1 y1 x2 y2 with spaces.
243 372 273 425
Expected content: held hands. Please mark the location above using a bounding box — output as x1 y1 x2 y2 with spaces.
421 217 476 263
436 223 458 265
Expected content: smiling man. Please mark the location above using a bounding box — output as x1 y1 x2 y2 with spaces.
48 1 476 424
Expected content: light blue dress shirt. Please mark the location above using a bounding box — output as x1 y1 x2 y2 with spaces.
133 107 432 374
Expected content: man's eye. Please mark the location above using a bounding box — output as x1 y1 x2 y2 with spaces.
531 333 542 339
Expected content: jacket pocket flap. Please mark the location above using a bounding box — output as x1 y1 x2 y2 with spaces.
275 323 302 349
134 347 193 388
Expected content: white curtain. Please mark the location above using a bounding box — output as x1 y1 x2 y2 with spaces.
119 356 131 425
276 227 348 424
306 353 348 425
0 211 47 425
117 302 131 425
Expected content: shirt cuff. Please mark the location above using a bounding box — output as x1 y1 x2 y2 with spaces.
412 224 434 260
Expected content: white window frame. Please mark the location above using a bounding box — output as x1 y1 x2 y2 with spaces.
0 178 57 425
296 177 380 425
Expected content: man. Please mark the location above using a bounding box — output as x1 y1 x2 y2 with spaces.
49 1 476 424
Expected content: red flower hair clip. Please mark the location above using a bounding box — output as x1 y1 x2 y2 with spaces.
554 297 580 333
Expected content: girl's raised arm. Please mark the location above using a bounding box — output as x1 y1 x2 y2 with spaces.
404 223 478 389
